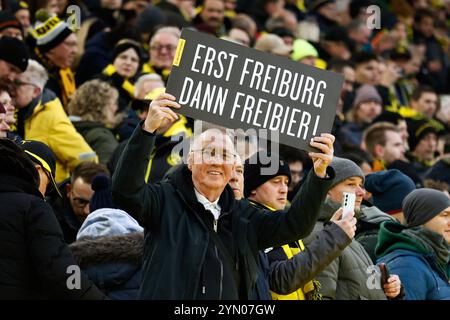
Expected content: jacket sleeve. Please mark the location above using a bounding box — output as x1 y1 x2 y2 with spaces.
111 123 161 230
48 101 98 170
251 167 335 250
313 257 340 300
383 256 429 300
27 198 104 299
84 127 119 165
268 222 351 295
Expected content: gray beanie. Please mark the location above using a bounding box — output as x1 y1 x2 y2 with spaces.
329 157 365 189
403 188 450 228
76 208 143 240
353 84 382 108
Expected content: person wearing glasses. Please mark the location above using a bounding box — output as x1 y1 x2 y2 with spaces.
112 92 336 299
143 26 181 84
11 59 98 183
48 161 110 244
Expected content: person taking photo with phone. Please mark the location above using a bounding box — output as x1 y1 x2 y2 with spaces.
303 157 403 300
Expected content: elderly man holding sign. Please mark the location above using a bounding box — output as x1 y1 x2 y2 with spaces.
112 92 336 299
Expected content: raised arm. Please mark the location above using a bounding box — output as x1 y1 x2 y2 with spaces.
268 209 355 295
112 93 180 229
251 134 336 249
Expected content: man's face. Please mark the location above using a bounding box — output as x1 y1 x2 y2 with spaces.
379 130 405 164
0 91 13 136
188 131 236 198
251 175 289 210
149 32 179 69
12 73 40 108
0 60 21 81
413 132 438 161
136 79 165 100
397 120 409 146
229 155 244 199
326 41 351 60
66 177 94 222
413 92 438 119
318 2 337 21
200 0 225 30
228 28 250 46
0 27 23 40
15 9 31 34
423 207 450 243
356 101 382 123
355 60 379 85
288 161 303 192
45 33 78 69
113 47 139 79
327 176 365 210
417 16 434 38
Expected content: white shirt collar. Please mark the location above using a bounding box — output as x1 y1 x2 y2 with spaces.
194 188 221 220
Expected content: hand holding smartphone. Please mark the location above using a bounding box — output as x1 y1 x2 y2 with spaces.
341 192 356 220
379 263 390 287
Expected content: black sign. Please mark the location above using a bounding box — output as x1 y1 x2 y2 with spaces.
166 28 343 151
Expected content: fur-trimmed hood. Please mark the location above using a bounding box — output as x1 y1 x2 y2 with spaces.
70 232 144 268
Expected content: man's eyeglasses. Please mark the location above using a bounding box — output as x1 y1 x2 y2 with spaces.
150 44 178 52
191 148 236 163
13 79 37 87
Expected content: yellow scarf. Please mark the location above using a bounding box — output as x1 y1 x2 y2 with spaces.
102 64 136 98
59 67 76 108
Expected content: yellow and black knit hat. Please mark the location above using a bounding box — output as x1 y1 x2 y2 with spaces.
29 14 73 53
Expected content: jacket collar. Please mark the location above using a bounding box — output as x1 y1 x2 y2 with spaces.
0 173 42 198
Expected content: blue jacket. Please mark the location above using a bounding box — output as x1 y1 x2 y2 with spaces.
377 249 450 300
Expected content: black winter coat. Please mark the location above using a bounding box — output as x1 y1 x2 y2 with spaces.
0 174 103 299
112 124 335 299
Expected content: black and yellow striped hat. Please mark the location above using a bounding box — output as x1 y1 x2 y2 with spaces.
20 140 62 197
30 14 72 53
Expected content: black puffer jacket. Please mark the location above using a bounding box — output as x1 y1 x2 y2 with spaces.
0 172 103 299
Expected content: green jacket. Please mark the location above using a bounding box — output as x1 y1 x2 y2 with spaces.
72 120 118 165
111 124 335 299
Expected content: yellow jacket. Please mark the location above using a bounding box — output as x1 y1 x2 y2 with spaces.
22 90 98 182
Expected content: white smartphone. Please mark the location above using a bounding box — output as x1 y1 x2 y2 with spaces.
342 192 356 220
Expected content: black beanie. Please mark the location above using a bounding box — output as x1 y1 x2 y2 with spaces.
0 10 22 34
111 39 142 64
0 36 29 71
407 119 438 152
89 174 117 212
403 188 450 228
244 151 291 198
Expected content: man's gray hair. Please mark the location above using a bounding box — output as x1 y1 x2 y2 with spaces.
134 73 164 97
150 26 181 46
22 59 48 91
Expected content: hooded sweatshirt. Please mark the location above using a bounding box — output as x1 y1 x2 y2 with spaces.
376 221 450 300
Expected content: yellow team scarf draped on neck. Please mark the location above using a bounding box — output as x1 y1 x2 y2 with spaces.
59 68 76 108
103 64 136 98
250 201 323 300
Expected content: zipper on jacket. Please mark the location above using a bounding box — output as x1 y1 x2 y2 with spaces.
201 267 206 295
215 245 224 299
213 218 218 232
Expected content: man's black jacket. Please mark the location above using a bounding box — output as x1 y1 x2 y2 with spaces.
112 124 335 299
